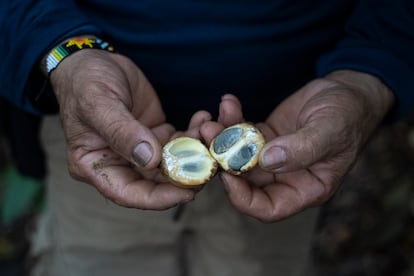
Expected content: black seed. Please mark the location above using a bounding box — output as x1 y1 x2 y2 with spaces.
213 127 243 154
173 150 198 158
228 143 258 171
182 162 201 172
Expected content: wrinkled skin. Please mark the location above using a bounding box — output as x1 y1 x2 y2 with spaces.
50 50 211 210
51 48 394 222
200 71 394 222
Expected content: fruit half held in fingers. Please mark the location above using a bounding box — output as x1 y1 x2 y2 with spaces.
209 123 265 175
161 137 218 188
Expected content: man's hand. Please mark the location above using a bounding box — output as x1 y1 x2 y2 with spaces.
201 70 395 222
49 49 194 210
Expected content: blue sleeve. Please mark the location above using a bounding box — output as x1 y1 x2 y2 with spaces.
0 0 104 114
317 0 414 118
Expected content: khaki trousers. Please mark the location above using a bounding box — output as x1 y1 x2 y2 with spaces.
31 115 318 276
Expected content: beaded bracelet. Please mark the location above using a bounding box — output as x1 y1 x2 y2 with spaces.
45 37 115 75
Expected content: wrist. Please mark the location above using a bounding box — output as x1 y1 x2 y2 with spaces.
40 36 115 76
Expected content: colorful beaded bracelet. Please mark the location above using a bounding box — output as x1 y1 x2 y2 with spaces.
45 37 115 75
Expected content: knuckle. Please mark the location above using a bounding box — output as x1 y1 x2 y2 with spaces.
102 115 133 153
312 183 337 206
66 158 88 182
111 196 134 208
256 206 285 223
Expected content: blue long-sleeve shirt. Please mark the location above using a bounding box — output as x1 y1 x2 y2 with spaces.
1 0 413 128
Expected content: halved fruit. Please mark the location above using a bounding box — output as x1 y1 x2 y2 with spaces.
161 137 218 188
209 123 265 175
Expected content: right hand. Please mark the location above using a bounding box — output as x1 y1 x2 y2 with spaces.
201 71 394 222
49 49 194 210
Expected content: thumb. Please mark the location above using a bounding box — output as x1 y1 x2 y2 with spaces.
84 102 163 169
259 126 334 172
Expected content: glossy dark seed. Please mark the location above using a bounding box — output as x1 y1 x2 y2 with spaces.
228 143 258 171
172 150 198 158
182 162 201 172
213 127 243 154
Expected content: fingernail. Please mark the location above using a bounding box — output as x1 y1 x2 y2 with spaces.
133 142 153 167
261 147 286 170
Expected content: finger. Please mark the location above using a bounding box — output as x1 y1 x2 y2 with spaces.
75 149 195 209
243 167 275 188
199 121 225 145
217 94 244 126
151 123 176 145
259 124 337 173
186 110 212 139
255 122 278 142
188 110 212 130
97 169 194 210
221 171 328 222
82 98 163 169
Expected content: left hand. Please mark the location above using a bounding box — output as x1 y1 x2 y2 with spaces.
49 50 211 210
201 70 395 222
